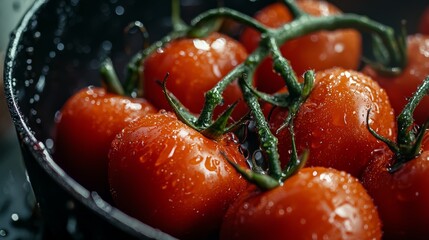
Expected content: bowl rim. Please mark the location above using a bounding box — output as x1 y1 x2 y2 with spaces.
3 0 175 239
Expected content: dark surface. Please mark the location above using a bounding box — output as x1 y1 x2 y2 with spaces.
1 0 428 239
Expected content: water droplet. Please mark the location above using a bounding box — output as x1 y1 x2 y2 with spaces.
57 43 65 51
0 229 7 237
11 213 19 221
115 5 124 15
45 139 54 149
33 31 41 39
66 216 77 234
49 51 56 58
311 140 323 149
101 40 112 51
334 43 344 53
26 46 34 53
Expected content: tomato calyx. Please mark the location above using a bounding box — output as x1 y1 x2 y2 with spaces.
221 149 309 191
368 75 429 172
160 74 249 140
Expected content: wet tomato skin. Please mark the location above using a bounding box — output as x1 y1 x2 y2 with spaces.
268 68 396 177
108 112 248 239
220 167 382 240
143 32 248 120
54 86 156 198
363 34 429 125
361 133 429 240
240 1 361 93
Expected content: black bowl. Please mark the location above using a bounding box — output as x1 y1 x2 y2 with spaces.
3 0 427 239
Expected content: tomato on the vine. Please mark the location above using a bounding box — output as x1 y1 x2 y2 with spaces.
143 32 248 120
267 68 396 177
363 34 429 125
240 0 362 93
220 167 382 240
54 86 156 198
108 111 248 239
361 131 429 240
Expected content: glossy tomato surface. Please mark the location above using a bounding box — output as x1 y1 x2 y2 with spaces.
361 134 429 240
108 111 248 239
240 0 361 93
54 86 156 198
363 34 429 125
143 32 248 120
220 167 382 240
268 68 396 177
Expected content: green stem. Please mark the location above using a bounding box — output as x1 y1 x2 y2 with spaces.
121 3 407 185
124 30 188 97
221 151 280 190
274 14 403 69
397 76 429 148
191 7 269 34
266 36 301 98
367 76 429 173
100 58 125 95
171 0 188 32
281 0 307 19
240 76 283 182
195 64 247 129
191 7 404 69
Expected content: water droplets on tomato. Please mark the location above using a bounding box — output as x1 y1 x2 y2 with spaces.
334 43 345 53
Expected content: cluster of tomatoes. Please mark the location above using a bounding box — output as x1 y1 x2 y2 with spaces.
53 1 429 239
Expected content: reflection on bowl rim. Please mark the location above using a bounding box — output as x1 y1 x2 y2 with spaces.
3 0 175 239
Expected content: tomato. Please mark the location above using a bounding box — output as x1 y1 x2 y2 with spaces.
54 86 156 198
363 34 429 125
361 132 429 240
240 1 362 93
220 167 382 240
108 111 248 239
143 32 248 120
267 68 396 177
419 6 429 34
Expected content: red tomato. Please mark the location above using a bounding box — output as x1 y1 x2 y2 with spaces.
54 86 156 198
240 1 362 93
267 68 396 177
220 167 382 240
419 6 429 34
361 132 429 240
143 32 248 120
108 111 248 239
363 34 429 125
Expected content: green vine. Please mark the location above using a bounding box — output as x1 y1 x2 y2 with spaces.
368 76 429 173
105 0 407 189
